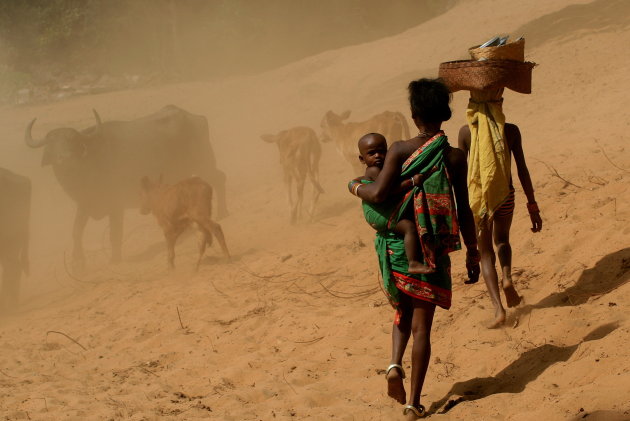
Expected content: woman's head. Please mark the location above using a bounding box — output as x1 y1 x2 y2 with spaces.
408 78 452 125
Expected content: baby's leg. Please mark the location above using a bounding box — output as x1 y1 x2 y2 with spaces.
393 219 434 274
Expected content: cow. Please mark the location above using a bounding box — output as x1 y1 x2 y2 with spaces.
139 176 230 270
0 168 30 310
320 110 410 174
261 126 324 223
24 105 227 269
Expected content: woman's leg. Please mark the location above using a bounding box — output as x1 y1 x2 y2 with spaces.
387 293 412 404
478 220 506 328
493 212 521 307
406 298 436 414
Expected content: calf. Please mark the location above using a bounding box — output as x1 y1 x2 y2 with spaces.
140 176 230 270
261 126 324 223
320 110 410 174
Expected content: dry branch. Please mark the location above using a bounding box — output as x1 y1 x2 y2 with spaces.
282 370 298 394
292 336 324 344
176 306 187 330
136 365 159 377
238 266 289 279
0 368 16 378
596 139 630 173
535 159 590 190
46 330 87 351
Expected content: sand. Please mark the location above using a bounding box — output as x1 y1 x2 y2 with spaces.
1 0 629 419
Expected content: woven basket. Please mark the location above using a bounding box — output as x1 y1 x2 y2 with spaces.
469 38 525 61
438 59 535 94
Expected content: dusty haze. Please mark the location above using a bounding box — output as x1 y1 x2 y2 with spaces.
1 0 629 420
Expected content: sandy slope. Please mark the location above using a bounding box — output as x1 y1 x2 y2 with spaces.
1 0 629 420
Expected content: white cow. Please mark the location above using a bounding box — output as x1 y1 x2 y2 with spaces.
320 110 410 174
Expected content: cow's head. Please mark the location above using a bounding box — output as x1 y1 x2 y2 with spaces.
139 175 163 215
25 110 102 167
319 110 351 143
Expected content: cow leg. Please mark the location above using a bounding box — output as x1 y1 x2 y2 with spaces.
109 209 124 263
164 230 178 270
295 172 306 222
308 173 322 221
164 223 186 269
199 219 230 261
72 207 89 271
195 229 208 271
285 173 297 224
0 251 21 312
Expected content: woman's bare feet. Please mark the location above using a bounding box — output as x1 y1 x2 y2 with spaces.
502 279 522 307
487 306 506 329
407 261 436 274
386 366 406 404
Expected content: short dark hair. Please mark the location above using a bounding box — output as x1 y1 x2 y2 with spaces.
408 78 452 124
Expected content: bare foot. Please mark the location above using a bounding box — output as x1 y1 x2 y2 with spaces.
502 280 522 308
386 367 406 404
407 261 435 275
487 307 506 329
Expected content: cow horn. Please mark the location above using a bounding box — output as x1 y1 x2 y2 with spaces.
92 109 102 132
24 118 48 148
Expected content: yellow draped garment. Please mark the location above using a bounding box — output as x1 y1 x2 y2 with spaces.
466 89 511 227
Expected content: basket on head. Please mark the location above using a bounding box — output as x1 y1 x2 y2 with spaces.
438 59 535 94
469 38 525 61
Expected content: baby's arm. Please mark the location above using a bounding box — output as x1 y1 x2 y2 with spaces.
364 166 381 181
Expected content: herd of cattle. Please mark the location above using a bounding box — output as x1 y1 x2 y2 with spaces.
0 105 409 308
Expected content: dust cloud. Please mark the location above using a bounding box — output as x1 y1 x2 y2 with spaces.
0 0 451 305
1 0 629 420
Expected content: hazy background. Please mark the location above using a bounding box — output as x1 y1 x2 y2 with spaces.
0 0 453 102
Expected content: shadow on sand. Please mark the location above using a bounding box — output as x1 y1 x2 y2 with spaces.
429 322 620 414
519 247 630 315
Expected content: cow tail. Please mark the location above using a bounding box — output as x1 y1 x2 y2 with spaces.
309 136 325 194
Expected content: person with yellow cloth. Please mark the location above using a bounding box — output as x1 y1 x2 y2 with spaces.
439 36 542 327
458 87 542 328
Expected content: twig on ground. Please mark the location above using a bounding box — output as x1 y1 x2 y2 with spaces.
535 159 590 190
292 336 324 344
239 266 289 279
297 269 339 277
288 281 320 298
596 139 630 173
585 171 608 186
317 281 376 299
46 330 87 351
136 365 159 377
210 279 229 298
176 306 187 330
282 371 298 394
0 368 16 378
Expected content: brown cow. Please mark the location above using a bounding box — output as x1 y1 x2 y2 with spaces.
261 126 324 223
320 110 410 174
140 176 230 270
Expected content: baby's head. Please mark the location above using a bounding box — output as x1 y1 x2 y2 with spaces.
358 133 387 169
